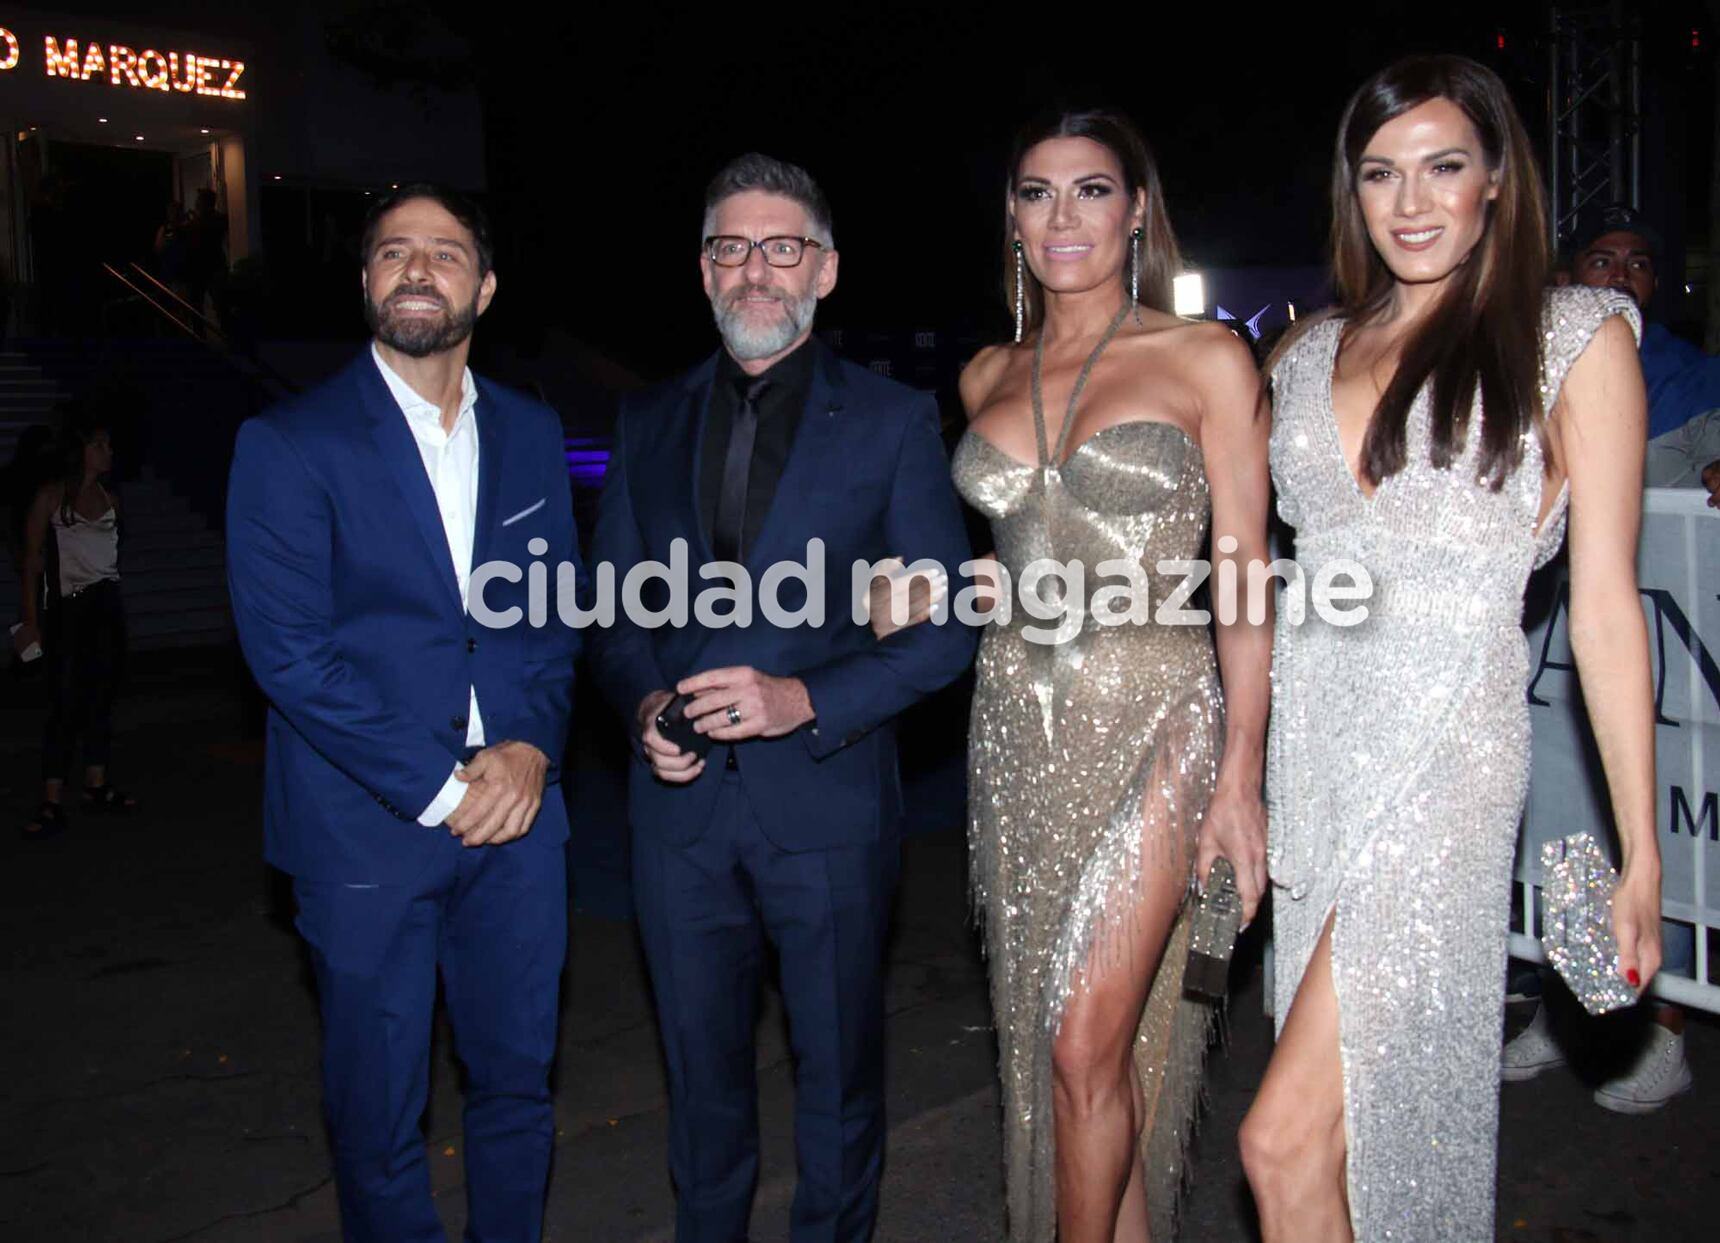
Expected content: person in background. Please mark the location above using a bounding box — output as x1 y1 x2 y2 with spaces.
17 405 135 837
1566 203 1720 502
5 424 53 674
152 202 194 309
186 187 229 327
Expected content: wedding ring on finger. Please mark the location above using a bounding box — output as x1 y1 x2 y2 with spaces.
727 705 742 726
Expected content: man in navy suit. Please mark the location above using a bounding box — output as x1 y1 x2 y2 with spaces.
227 186 579 1242
589 154 976 1243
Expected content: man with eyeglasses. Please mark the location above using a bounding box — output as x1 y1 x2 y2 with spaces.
589 152 975 1242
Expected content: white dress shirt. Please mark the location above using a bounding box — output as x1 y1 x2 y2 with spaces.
371 344 485 826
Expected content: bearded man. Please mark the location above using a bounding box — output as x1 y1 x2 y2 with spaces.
226 185 581 1242
587 153 975 1242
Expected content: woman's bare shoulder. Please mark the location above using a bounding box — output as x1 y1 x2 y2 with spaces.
959 342 1019 419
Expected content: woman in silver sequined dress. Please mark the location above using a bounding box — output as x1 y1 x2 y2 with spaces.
953 109 1272 1243
1240 57 1664 1243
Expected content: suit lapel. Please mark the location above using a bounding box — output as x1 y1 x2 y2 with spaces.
471 381 507 570
665 355 718 565
744 341 846 575
358 356 465 612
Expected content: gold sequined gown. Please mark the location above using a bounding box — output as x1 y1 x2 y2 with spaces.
1266 286 1641 1242
954 415 1221 1243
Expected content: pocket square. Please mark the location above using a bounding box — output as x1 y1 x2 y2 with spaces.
501 498 546 527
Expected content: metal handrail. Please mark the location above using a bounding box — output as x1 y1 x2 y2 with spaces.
99 262 299 398
122 261 226 339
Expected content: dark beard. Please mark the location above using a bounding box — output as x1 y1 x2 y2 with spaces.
365 285 479 358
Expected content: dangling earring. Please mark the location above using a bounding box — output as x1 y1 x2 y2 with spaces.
1129 227 1143 320
1013 239 1026 343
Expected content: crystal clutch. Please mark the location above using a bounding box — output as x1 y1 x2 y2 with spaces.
1184 858 1241 1003
1541 831 1638 1016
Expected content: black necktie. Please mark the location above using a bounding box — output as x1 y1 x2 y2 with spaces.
713 375 770 563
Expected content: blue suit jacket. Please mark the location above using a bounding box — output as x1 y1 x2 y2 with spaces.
589 340 977 850
227 352 582 882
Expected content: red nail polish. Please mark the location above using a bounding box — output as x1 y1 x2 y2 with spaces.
1626 968 1641 987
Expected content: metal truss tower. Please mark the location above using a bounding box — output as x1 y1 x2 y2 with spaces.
1547 2 1642 248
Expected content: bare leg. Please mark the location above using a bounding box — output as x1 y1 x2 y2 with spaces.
1051 855 1185 1243
1239 912 1351 1242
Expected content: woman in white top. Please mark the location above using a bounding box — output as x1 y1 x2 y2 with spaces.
18 406 135 837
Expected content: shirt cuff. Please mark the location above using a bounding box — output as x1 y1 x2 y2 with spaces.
417 765 467 826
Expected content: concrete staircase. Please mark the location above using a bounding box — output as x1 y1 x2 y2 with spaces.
3 482 231 659
0 350 62 463
1 348 234 652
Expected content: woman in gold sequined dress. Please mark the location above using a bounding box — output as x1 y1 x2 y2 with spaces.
952 109 1272 1243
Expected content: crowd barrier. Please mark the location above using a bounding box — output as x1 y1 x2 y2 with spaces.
1514 488 1719 1013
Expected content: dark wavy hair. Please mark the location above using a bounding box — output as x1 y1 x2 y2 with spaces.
1002 108 1183 338
360 183 494 275
53 399 114 525
1329 55 1551 489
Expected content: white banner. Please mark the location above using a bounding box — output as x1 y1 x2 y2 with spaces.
1517 488 1720 1011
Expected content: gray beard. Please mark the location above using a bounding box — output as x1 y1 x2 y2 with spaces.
711 283 818 361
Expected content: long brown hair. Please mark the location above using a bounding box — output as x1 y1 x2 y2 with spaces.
1329 55 1550 489
53 400 113 526
1002 108 1183 338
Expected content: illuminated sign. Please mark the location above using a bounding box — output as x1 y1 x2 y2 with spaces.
0 28 246 100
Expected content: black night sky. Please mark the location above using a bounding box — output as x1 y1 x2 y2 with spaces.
57 1 1720 378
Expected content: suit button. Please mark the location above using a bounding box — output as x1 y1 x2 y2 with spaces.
725 748 738 771
452 715 468 731
466 638 477 654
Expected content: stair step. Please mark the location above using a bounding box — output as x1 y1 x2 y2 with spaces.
122 524 224 549
127 606 232 638
121 587 232 616
117 509 208 535
119 545 226 572
130 624 234 651
113 566 227 594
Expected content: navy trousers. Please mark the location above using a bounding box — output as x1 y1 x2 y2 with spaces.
632 773 900 1243
294 834 567 1243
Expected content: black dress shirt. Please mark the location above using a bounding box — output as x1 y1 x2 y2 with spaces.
698 340 816 562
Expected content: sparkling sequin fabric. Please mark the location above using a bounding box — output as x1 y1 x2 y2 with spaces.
1266 285 1640 1242
954 418 1221 1243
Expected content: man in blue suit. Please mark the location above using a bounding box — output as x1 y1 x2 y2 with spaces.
227 186 580 1242
589 154 976 1243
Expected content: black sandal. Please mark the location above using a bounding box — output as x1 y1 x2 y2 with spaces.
81 783 137 814
22 801 66 839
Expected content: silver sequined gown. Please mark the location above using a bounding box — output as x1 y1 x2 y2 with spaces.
1266 285 1640 1242
955 419 1221 1243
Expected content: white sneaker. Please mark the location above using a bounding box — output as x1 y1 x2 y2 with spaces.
1593 1024 1694 1114
1500 1004 1567 1083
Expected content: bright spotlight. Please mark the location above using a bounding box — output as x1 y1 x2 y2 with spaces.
1173 272 1205 318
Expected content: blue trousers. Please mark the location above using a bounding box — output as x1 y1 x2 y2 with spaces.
294 836 567 1243
632 774 899 1243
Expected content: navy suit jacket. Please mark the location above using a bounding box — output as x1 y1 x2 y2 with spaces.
227 352 582 883
589 339 976 850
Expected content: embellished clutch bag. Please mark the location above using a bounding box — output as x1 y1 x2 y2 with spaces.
1541 832 1638 1016
1184 858 1242 1003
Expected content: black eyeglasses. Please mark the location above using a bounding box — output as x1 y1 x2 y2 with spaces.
703 235 825 268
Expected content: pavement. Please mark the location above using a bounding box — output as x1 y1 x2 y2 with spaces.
2 647 1715 1242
